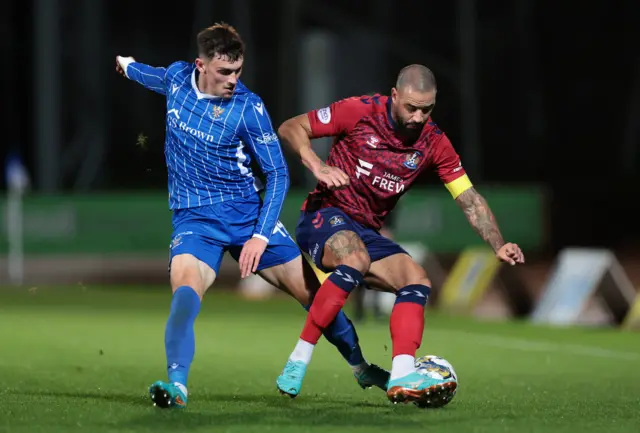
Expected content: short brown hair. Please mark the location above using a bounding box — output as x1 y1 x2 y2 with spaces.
197 22 244 62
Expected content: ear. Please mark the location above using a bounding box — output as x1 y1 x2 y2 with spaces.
195 57 206 73
391 87 398 103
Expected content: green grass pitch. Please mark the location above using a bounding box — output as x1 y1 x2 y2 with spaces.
0 285 638 433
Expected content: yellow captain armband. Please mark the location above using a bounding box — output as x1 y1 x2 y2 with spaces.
444 174 473 199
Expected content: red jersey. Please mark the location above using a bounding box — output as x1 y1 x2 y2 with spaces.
303 94 472 230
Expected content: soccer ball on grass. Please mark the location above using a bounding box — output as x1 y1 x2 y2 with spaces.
414 355 458 408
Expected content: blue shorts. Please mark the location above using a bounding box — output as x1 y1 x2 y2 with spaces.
169 194 300 274
295 207 407 273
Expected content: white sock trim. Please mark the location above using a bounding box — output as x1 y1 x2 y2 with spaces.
390 354 416 381
290 338 315 364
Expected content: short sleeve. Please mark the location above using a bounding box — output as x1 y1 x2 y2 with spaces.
432 134 473 199
306 97 370 138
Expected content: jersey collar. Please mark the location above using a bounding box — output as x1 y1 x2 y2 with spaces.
191 68 223 100
386 96 399 131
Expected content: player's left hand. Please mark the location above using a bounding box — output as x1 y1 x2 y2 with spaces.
115 55 135 76
496 242 524 266
239 237 268 278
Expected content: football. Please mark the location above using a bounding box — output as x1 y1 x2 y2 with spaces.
414 355 458 408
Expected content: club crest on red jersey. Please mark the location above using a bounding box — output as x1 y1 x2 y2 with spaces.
403 151 423 170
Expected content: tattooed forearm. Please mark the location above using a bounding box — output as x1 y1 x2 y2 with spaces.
455 187 505 252
326 230 367 260
318 162 331 175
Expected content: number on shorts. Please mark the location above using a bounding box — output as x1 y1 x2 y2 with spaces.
272 221 290 238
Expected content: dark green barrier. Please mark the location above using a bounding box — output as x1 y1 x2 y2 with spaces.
0 193 171 254
392 187 546 253
0 187 545 255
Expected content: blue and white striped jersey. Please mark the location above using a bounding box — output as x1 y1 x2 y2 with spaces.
123 60 289 242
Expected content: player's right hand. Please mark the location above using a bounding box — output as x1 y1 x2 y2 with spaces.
312 164 350 190
496 242 525 266
115 55 135 77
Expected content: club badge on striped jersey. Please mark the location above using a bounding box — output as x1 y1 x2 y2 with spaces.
211 104 225 120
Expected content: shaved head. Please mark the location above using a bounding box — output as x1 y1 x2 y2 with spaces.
395 64 437 93
390 64 438 141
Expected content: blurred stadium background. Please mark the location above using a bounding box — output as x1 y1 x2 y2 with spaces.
3 0 640 328
2 2 640 431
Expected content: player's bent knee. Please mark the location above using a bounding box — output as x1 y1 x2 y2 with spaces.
170 254 216 297
392 260 431 292
341 249 371 274
413 276 432 289
322 230 371 274
257 257 314 306
395 273 431 292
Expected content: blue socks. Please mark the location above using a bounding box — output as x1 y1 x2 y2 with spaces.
304 304 365 366
165 286 201 386
164 284 364 385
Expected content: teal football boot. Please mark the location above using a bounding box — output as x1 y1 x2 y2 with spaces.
148 380 188 409
386 371 457 407
276 360 308 398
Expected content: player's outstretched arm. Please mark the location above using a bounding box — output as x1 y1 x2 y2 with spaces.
278 114 350 190
454 187 524 265
115 55 167 95
434 133 524 265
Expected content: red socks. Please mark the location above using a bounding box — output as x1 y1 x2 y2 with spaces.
300 265 363 344
389 285 431 357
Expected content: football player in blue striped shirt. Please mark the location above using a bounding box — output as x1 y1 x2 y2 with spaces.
115 23 388 409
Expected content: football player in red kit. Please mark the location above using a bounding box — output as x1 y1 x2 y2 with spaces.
276 64 524 406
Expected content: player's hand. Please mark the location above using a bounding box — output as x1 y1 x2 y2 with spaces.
115 55 135 77
496 243 524 266
239 237 268 278
312 163 350 190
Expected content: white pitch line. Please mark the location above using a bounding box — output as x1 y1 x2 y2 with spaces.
431 329 640 361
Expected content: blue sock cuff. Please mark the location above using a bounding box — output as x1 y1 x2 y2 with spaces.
171 286 201 317
328 265 364 293
173 286 200 299
175 286 199 299
395 284 430 306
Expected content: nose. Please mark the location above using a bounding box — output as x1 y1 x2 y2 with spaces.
412 112 426 123
228 73 239 85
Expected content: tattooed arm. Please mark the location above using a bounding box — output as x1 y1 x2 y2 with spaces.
433 133 523 264
454 187 525 265
455 187 505 252
278 114 324 173
278 98 367 190
278 113 350 190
